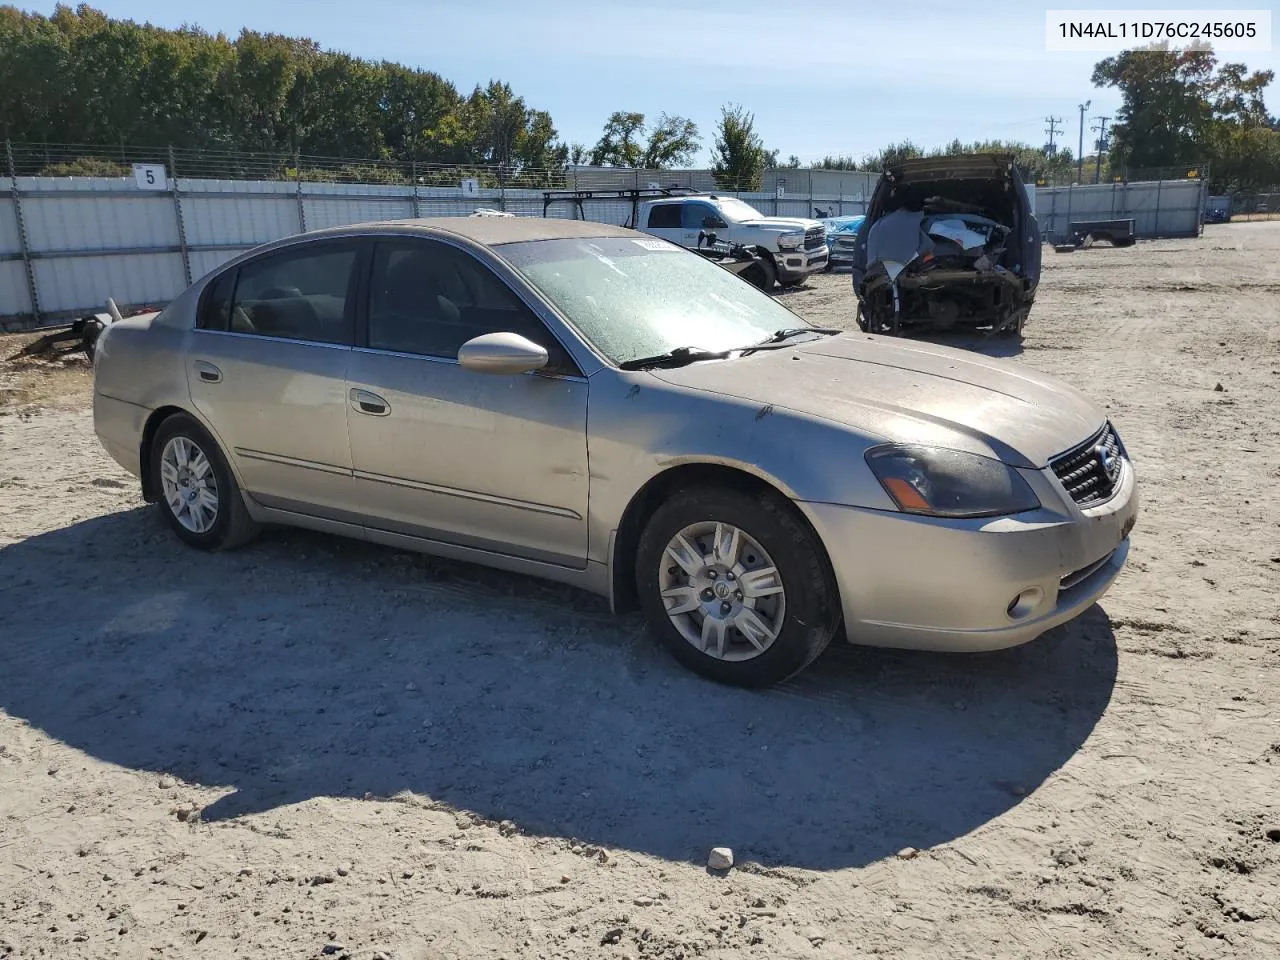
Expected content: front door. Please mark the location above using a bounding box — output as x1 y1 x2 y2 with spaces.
681 201 727 247
345 237 589 567
187 240 360 517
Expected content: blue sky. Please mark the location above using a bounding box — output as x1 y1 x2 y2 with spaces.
24 1 1279 164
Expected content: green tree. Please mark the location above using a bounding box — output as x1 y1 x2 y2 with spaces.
1092 47 1278 189
1091 49 1218 169
0 4 571 178
589 111 700 168
710 103 770 190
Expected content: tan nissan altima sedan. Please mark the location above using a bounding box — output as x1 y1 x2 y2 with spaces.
92 217 1138 687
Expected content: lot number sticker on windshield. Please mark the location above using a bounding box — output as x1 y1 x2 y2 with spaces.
632 238 676 251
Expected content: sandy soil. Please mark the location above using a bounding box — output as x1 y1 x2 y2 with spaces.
2 223 1278 960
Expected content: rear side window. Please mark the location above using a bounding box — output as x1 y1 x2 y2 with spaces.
228 245 358 344
197 270 236 331
647 204 682 229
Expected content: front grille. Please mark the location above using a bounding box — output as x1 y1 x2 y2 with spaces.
804 228 825 250
1050 422 1125 507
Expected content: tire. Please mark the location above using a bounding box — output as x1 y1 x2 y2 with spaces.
750 255 777 291
149 412 260 551
635 486 840 687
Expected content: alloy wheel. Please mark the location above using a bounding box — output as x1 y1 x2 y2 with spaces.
159 435 219 534
657 521 786 661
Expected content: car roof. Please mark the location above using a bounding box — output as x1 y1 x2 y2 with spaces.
295 216 638 247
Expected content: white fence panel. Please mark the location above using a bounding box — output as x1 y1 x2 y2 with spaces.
19 177 178 253
181 179 301 249
0 196 26 317
0 196 21 255
1035 180 1203 241
0 170 1212 328
0 261 32 317
32 252 184 313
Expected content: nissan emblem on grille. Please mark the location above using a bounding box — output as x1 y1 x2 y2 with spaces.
1051 423 1124 507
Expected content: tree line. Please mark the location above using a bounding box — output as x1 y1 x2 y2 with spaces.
2 5 1276 193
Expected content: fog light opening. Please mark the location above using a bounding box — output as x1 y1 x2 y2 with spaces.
1007 587 1045 620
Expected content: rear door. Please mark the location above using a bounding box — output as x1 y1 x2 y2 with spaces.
345 236 590 567
642 202 688 247
187 240 360 517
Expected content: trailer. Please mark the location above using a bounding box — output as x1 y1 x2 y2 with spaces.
1068 218 1137 248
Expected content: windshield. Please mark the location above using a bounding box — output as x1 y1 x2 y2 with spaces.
712 197 765 222
498 236 808 366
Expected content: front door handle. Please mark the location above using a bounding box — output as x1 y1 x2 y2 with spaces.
350 388 390 417
194 360 222 383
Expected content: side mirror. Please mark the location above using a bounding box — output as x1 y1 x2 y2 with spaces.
702 216 721 228
457 332 549 375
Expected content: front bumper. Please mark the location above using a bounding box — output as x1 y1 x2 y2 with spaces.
827 240 858 267
798 458 1139 652
776 244 828 279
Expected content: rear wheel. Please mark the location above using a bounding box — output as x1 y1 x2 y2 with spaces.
635 486 840 687
150 413 259 551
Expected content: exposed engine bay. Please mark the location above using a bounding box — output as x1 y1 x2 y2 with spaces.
854 164 1040 339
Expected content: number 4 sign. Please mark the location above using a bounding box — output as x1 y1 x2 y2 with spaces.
133 163 167 190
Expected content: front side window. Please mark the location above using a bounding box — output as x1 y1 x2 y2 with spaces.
229 244 357 344
499 237 807 366
682 203 726 230
366 240 577 373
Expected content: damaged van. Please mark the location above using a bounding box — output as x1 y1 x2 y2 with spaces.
850 154 1041 338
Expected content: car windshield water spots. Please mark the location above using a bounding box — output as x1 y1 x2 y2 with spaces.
499 238 805 366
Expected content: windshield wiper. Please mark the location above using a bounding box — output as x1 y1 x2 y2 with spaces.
618 346 732 371
739 327 842 356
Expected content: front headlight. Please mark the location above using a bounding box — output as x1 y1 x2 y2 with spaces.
865 444 1040 518
776 232 804 250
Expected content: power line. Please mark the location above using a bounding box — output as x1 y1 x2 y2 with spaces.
1076 100 1091 184
1044 116 1063 155
1091 115 1111 183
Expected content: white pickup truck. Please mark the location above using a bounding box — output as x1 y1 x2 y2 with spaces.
635 194 828 288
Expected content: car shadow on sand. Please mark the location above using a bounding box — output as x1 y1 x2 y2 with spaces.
0 507 1116 871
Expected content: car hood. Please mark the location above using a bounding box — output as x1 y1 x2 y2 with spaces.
650 333 1104 468
737 217 822 232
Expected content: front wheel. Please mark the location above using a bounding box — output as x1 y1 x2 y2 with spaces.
635 487 840 687
745 255 777 291
150 413 260 551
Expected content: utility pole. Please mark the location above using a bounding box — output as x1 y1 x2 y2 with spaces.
1044 116 1063 156
1076 100 1091 183
1091 115 1111 184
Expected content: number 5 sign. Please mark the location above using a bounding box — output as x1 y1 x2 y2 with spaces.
133 163 167 190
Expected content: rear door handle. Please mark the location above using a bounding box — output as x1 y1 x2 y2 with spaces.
194 360 222 383
349 388 390 416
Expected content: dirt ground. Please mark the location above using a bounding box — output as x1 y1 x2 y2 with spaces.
2 223 1278 960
